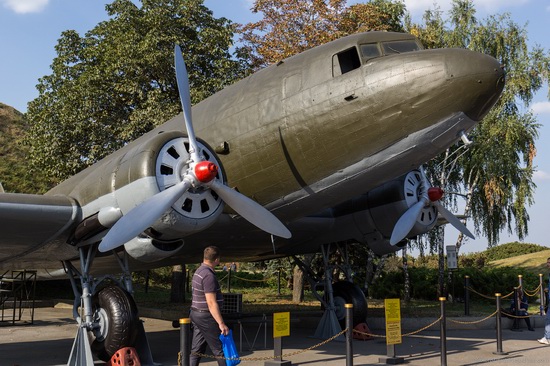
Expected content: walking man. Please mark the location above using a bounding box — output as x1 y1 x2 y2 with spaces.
190 246 229 365
538 257 550 344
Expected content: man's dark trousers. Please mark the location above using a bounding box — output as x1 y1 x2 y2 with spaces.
190 310 225 366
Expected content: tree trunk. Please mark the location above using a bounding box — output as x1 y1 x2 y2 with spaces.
403 246 411 303
170 264 186 303
292 265 304 303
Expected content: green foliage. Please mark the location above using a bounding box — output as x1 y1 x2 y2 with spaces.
25 0 248 185
484 242 550 262
368 265 540 301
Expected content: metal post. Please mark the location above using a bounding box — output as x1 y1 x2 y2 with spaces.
493 293 508 355
180 318 191 366
440 297 447 366
539 273 546 316
518 274 523 288
345 304 353 366
227 268 232 293
464 276 470 316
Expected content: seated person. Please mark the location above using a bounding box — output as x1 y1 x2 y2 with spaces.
510 287 534 331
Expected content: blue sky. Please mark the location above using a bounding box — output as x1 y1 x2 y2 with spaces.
0 0 549 253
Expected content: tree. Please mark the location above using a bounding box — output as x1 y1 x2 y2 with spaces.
26 0 247 187
238 0 405 69
408 0 549 250
406 0 549 296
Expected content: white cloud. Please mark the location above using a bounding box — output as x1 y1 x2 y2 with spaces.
534 170 550 182
532 101 550 115
1 0 49 14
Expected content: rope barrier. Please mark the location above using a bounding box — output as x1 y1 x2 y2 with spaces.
448 310 498 324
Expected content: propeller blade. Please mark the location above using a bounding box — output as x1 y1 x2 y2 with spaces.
209 180 291 239
434 201 475 239
174 44 200 162
390 201 425 245
99 180 192 252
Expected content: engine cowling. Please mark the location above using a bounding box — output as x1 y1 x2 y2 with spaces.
146 135 226 240
349 170 438 255
124 236 185 262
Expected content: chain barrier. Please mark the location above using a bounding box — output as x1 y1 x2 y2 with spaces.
178 328 348 364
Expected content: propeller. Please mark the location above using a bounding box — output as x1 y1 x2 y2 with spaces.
98 45 291 253
389 167 475 245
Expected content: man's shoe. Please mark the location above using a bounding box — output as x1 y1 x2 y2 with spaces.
537 337 550 345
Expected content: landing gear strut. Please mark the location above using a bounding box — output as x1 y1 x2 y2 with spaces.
292 242 368 339
64 245 154 365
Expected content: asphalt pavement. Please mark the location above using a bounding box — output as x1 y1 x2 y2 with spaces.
1 304 550 365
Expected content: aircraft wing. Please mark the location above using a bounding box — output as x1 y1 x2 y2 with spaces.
0 193 80 265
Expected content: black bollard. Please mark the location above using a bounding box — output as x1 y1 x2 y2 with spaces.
180 318 191 366
346 304 353 366
493 293 508 355
440 297 447 366
464 275 470 316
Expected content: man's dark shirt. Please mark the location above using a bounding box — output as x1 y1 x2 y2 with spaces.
191 264 223 310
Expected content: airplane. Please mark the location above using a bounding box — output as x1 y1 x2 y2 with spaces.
0 31 504 364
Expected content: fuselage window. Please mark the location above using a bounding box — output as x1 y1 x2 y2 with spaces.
382 40 421 55
360 43 381 61
332 47 361 77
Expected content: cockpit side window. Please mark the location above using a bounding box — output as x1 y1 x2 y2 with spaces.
332 47 361 77
382 40 421 55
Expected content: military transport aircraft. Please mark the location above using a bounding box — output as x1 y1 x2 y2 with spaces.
0 31 504 364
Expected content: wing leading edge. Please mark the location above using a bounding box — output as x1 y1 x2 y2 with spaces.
0 193 80 265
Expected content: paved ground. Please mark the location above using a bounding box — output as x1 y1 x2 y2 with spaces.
1 305 550 365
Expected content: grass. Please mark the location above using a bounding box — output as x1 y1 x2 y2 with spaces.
131 283 499 318
488 249 550 275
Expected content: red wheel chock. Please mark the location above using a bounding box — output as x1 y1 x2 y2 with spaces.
353 322 373 341
107 347 141 366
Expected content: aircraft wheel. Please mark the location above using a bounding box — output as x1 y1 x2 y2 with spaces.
91 285 139 361
332 281 368 327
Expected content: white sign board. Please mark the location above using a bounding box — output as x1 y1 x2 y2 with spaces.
446 245 458 269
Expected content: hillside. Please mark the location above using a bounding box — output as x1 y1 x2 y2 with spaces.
488 249 550 275
0 102 49 193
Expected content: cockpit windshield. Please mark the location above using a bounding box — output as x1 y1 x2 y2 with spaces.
359 39 421 61
382 40 421 54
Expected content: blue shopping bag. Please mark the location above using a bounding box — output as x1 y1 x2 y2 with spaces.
219 329 241 366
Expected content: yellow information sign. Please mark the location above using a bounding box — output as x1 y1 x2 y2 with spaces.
273 312 290 338
384 298 402 345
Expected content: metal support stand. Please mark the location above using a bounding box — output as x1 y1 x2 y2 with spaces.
264 336 292 366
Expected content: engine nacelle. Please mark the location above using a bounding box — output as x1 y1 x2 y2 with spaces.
124 236 185 263
346 170 438 255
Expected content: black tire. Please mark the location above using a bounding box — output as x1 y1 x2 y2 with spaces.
332 281 368 327
91 285 139 362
